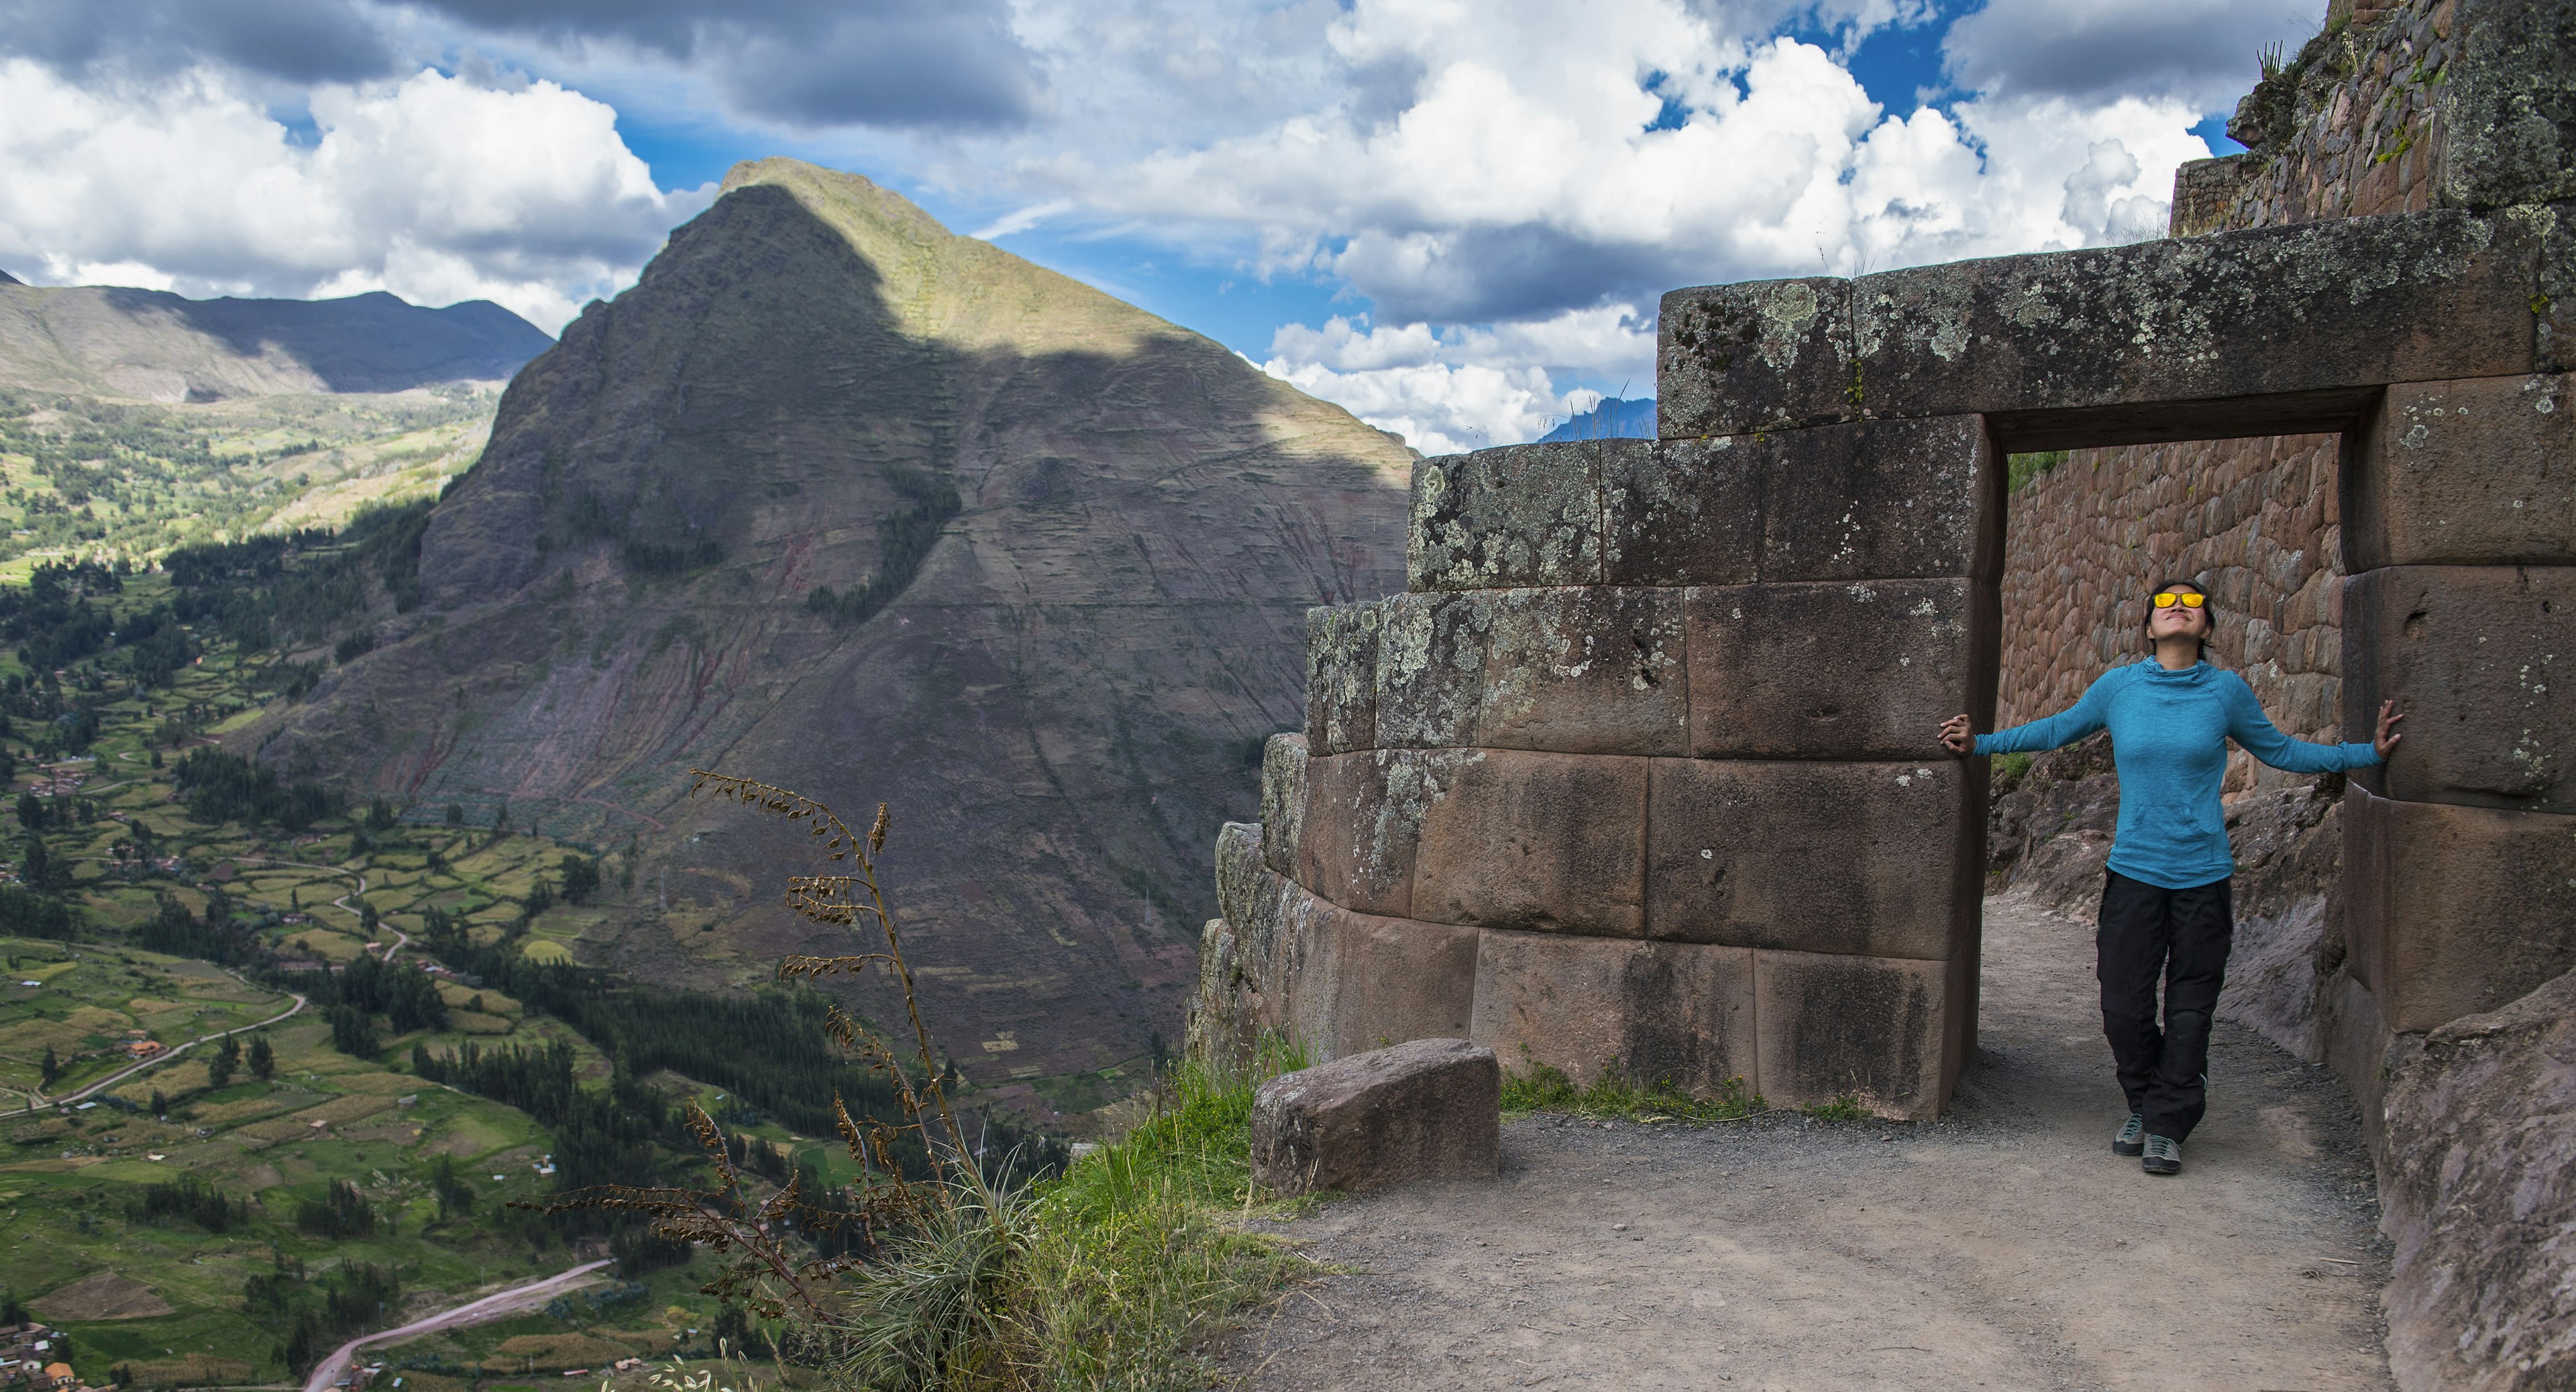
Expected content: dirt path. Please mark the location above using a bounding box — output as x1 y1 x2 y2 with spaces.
301 1259 613 1392
1221 892 2392 1391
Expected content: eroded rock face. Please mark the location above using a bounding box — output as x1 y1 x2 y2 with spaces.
1250 1038 1499 1195
246 158 1416 1081
2379 968 2576 1392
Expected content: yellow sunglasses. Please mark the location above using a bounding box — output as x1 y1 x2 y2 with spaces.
2152 592 2207 609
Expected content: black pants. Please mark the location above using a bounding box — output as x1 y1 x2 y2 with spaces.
2097 869 2235 1142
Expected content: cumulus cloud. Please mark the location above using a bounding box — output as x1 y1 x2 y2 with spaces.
0 0 398 85
1061 0 2211 447
1260 305 1656 455
0 62 703 331
409 0 1042 130
1941 0 2318 112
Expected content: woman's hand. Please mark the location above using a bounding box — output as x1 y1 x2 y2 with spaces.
2374 698 2405 759
1939 714 1974 756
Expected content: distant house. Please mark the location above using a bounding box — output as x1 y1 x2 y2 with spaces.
123 1039 162 1059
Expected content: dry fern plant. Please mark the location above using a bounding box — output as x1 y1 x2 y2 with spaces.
523 771 993 1319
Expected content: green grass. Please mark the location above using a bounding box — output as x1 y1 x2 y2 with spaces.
1499 1053 1766 1124
1799 1094 1872 1122
1992 749 2037 791
827 1057 1301 1391
2006 449 2070 494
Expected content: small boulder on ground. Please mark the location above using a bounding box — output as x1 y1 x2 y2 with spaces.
1250 1037 1499 1195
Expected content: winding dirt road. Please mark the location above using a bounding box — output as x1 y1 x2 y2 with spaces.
301 1259 614 1392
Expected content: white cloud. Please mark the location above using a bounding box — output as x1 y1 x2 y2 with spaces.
1260 303 1655 454
0 60 706 330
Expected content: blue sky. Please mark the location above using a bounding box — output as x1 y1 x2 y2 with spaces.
0 0 2305 451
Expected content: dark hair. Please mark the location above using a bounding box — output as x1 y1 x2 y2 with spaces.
2142 579 2212 658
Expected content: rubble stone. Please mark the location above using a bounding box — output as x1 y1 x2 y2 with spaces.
1250 1038 1500 1195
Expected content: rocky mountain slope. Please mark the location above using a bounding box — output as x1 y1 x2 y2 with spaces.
0 278 550 400
243 158 1415 1082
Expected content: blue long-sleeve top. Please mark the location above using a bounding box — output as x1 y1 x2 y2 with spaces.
1976 659 2381 889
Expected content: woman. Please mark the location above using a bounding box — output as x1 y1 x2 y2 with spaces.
1938 580 2402 1176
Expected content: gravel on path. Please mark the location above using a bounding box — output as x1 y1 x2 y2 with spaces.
1219 891 2392 1391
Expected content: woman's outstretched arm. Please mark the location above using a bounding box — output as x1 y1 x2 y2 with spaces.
1941 670 2119 757
2222 675 2396 771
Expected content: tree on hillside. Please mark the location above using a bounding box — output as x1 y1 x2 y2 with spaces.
208 1032 241 1088
38 1045 58 1088
429 1154 474 1220
559 853 600 906
248 1032 274 1081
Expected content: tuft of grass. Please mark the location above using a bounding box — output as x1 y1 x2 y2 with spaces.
1992 749 2036 792
1500 1053 1764 1124
2006 450 2070 494
1801 1094 1871 1122
826 1052 1306 1391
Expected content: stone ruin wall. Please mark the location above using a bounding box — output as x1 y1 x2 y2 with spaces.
1999 0 2461 792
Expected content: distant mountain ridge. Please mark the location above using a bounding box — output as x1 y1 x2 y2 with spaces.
243 158 1415 1084
1540 396 1655 441
0 279 551 400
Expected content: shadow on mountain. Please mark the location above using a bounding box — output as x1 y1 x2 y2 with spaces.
96 286 552 392
248 166 1417 1085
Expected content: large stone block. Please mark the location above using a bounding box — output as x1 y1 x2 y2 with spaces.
1657 277 1856 439
1215 820 1267 932
1411 749 1649 937
2343 564 2576 812
2343 374 2576 569
1602 435 1763 586
1644 759 1976 960
2341 784 2576 1033
2541 203 2576 374
1468 929 1757 1093
1305 604 1380 755
1476 587 1687 755
1293 906 1482 1061
1250 1038 1499 1195
1374 592 1490 749
1752 949 1955 1120
1259 733 1308 877
1684 578 1996 761
1852 211 2538 431
1408 441 1617 591
2437 0 2576 210
1297 749 1464 917
1758 417 2000 582
1601 419 1998 586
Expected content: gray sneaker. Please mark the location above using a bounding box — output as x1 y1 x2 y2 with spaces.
2142 1134 2182 1175
2113 1112 2145 1157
